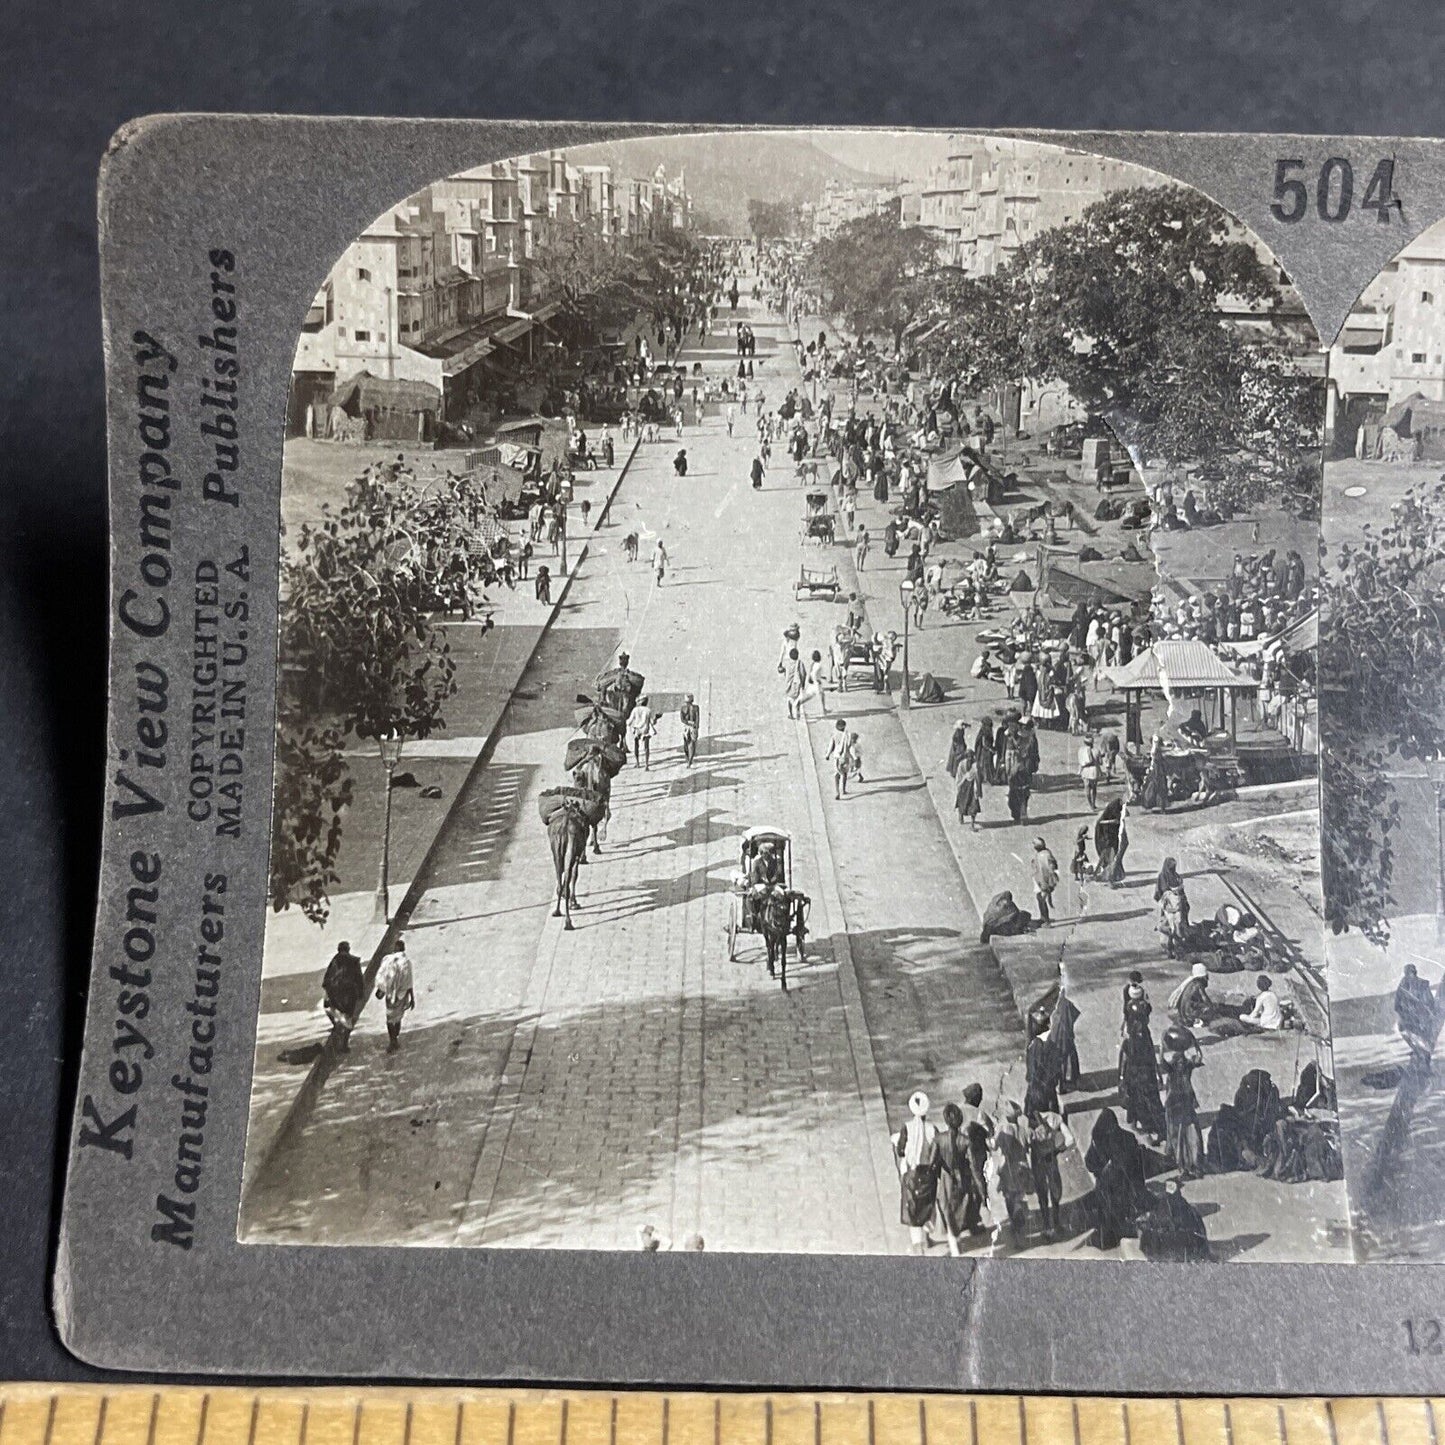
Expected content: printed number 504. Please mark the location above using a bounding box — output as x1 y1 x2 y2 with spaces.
1271 157 1402 223
1403 1318 1444 1354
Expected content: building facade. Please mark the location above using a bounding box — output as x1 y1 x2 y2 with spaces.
917 138 1145 276
1326 217 1445 450
290 151 692 434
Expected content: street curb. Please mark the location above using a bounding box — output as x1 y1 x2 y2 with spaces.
247 435 644 1191
791 711 900 1251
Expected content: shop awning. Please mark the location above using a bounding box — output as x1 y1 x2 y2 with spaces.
1339 314 1387 353
1104 640 1258 692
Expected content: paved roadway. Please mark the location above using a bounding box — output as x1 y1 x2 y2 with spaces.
243 279 1035 1253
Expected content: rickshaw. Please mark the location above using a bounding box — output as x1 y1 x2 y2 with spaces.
727 826 807 965
801 491 837 546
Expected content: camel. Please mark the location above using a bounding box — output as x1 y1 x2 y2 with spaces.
546 800 590 930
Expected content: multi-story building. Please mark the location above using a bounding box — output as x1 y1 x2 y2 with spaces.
918 138 1144 276
290 150 692 435
1326 217 1445 449
812 178 898 238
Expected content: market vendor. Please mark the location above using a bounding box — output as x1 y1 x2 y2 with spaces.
1178 707 1209 746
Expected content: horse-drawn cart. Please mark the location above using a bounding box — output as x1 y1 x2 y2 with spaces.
794 562 841 601
801 491 837 546
727 826 810 988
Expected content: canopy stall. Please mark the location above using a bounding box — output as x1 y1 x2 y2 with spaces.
1103 639 1259 746
925 449 983 538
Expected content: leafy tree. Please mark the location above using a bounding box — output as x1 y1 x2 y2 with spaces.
528 217 636 343
271 486 460 923
748 198 802 240
922 184 1323 512
1321 478 1445 941
809 213 941 352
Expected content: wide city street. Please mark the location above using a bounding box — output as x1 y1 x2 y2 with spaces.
246 268 1348 1260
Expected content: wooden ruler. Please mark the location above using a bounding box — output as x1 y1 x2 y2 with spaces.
0 1390 1438 1445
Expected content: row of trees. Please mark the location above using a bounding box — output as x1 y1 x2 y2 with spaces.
1321 480 1445 942
807 187 1325 514
529 222 708 362
271 484 462 923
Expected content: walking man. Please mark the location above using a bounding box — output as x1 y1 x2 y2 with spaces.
726 402 736 438
1031 836 1059 924
854 525 869 572
321 941 364 1050
652 538 668 588
1079 734 1100 810
629 696 657 770
680 692 701 766
826 719 850 798
374 937 415 1053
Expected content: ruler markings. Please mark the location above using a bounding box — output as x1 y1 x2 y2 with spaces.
0 1393 1442 1445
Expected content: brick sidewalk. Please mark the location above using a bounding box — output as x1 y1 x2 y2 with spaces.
243 440 639 1191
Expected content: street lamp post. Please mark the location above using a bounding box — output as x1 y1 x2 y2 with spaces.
899 578 914 711
374 731 404 925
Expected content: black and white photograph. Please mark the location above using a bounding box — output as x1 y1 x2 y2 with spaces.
229 128 1382 1263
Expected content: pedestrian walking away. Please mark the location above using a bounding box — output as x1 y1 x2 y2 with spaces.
321 941 364 1049
374 937 416 1052
629 696 657 770
751 453 766 490
801 649 829 717
854 525 869 571
894 1091 939 1255
652 538 668 587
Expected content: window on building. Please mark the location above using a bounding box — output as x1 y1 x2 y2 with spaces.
354 329 371 342
337 327 346 338
1424 291 1435 304
1413 352 1426 364
357 267 371 282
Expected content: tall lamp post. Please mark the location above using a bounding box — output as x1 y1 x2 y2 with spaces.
899 578 914 711
374 731 404 924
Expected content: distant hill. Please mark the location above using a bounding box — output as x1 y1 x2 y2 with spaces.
572 132 889 235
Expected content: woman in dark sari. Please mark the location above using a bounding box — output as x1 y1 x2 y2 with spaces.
1118 1013 1167 1146
1084 1107 1151 1250
945 719 971 777
1094 797 1129 885
1017 661 1039 713
974 715 997 786
933 1102 972 1256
